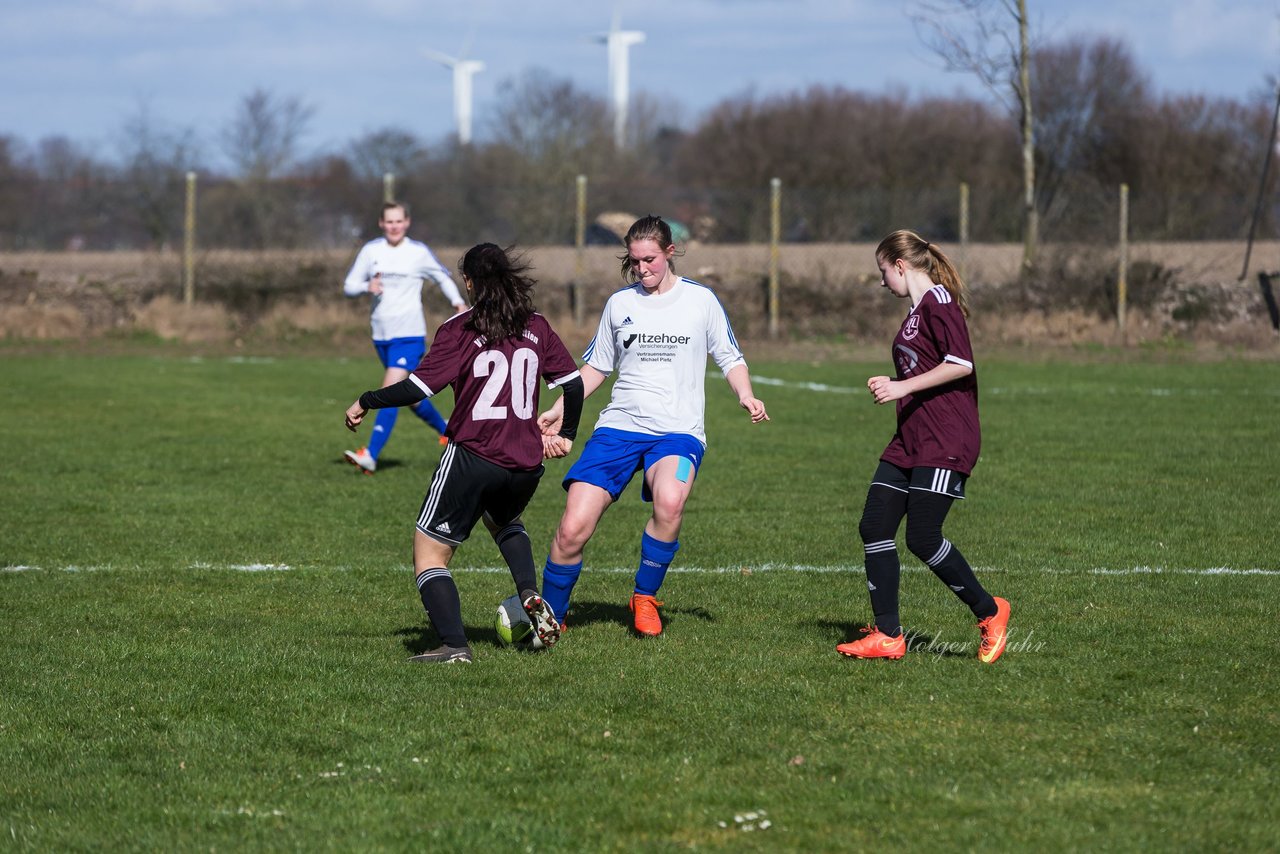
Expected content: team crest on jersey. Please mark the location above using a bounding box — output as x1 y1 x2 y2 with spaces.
902 314 921 341
894 343 920 375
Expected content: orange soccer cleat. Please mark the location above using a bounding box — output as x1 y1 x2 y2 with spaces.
629 593 664 637
836 626 906 660
977 596 1011 664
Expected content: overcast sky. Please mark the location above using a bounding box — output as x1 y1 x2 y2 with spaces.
3 0 1277 165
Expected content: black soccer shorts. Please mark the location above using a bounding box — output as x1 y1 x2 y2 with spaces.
416 442 545 545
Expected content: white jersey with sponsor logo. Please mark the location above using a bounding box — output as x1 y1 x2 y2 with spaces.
582 276 745 446
342 237 464 341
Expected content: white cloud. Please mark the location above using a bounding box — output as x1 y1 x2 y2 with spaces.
1169 0 1280 58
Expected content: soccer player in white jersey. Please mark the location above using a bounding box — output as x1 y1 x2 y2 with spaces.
536 216 769 637
342 202 467 474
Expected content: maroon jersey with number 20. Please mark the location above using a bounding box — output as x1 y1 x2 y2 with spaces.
406 310 580 471
880 284 981 475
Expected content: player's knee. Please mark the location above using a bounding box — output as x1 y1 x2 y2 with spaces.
651 493 686 528
905 525 944 563
858 503 898 544
554 517 594 554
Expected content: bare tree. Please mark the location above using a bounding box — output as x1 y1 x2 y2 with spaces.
482 69 614 242
911 0 1038 272
1031 37 1150 240
347 127 429 185
33 136 114 249
0 136 37 249
221 88 314 181
117 104 200 250
675 86 1016 243
215 89 315 248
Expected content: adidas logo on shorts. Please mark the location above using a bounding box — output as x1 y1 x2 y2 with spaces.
435 521 452 533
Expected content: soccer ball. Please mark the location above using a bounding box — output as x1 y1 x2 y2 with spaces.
495 595 544 649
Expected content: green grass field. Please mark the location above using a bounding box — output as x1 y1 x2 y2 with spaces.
2 347 1278 851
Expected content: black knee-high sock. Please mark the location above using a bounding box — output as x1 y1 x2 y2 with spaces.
416 568 467 647
859 484 909 637
925 540 995 619
905 492 996 619
493 521 537 597
864 544 903 636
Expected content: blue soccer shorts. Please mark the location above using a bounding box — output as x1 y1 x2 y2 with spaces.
564 427 705 502
374 336 426 371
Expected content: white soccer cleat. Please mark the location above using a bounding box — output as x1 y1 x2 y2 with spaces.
522 592 561 648
344 447 376 474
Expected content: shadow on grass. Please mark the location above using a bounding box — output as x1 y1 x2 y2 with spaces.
394 622 503 655
564 599 716 634
816 620 972 658
332 456 407 473
391 600 718 654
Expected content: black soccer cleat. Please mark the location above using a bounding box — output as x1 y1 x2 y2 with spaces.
407 645 473 664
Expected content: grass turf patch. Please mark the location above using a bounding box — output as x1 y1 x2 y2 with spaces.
2 351 1278 849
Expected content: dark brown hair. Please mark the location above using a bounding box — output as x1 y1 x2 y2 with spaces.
459 243 536 342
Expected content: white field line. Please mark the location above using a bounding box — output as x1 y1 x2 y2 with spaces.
4 564 1277 576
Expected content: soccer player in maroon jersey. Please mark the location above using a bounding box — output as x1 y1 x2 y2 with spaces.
837 230 1011 664
344 244 584 664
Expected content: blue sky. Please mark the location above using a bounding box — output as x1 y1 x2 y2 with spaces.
2 0 1277 165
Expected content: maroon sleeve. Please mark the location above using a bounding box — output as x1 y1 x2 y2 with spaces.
534 315 581 386
923 296 974 368
412 316 467 394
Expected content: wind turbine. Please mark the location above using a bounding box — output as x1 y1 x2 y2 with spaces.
596 11 645 148
422 48 485 146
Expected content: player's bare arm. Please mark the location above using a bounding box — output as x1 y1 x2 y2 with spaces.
868 361 971 405
726 364 769 423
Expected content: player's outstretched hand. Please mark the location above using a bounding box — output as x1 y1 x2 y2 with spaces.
740 396 769 423
538 402 564 437
543 435 573 459
345 400 367 431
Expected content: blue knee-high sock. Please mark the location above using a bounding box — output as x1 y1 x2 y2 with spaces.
411 398 448 435
541 558 582 625
634 532 680 597
367 407 399 459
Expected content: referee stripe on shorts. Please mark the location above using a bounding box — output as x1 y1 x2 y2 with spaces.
418 442 458 531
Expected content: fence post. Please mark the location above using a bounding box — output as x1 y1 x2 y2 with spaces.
574 174 588 327
1118 183 1129 332
183 171 197 306
1241 85 1280 280
769 177 781 338
383 173 395 203
958 181 970 277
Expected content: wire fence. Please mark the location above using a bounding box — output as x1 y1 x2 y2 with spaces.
1 172 1270 253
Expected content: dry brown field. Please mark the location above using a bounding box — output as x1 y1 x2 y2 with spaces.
2 241 1279 354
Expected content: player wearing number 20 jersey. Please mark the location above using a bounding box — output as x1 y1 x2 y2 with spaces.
347 243 584 662
403 311 580 471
